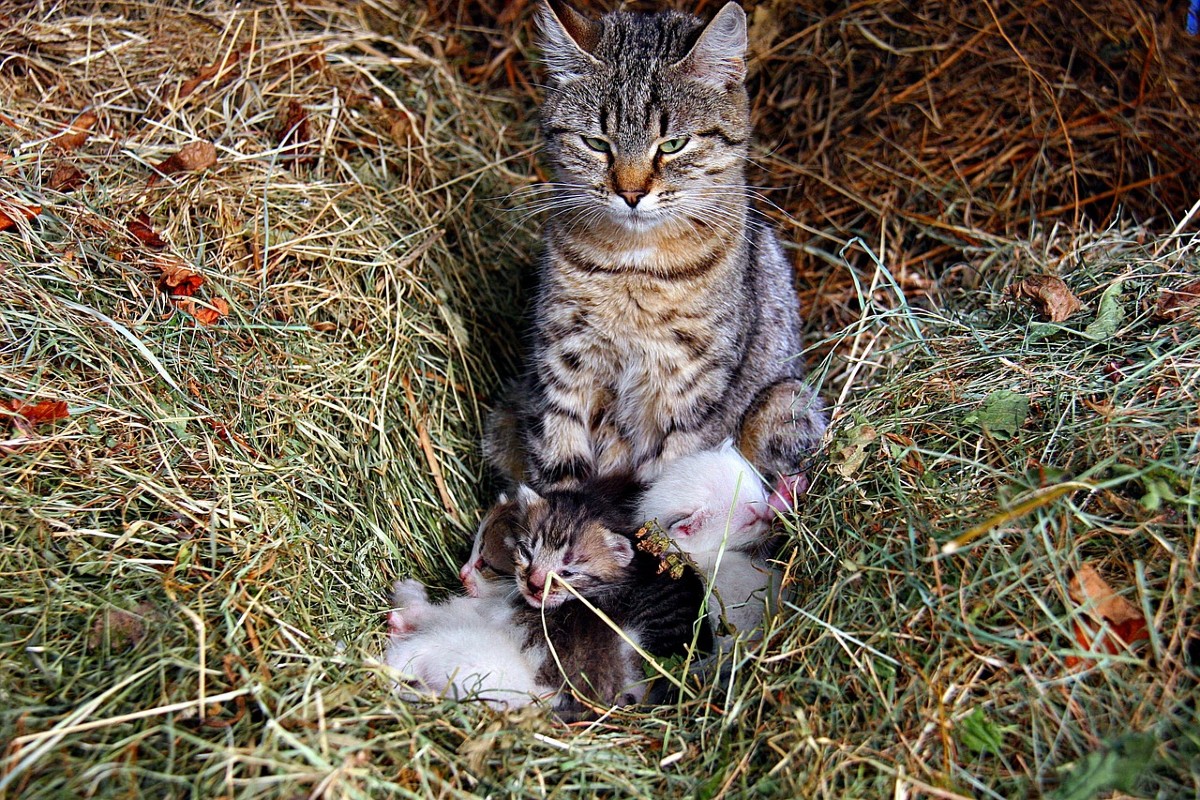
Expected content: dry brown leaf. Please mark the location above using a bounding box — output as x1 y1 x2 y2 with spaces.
128 213 168 249
1065 563 1149 667
2 399 70 430
389 110 421 148
87 603 155 651
52 111 98 151
151 141 217 182
276 101 313 168
0 203 42 231
154 254 204 297
188 297 229 325
1006 275 1083 322
1153 279 1200 321
178 47 245 99
47 162 86 192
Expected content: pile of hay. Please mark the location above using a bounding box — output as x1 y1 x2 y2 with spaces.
2 1 1197 797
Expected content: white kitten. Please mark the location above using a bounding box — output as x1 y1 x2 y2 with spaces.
384 579 546 709
458 494 520 598
636 441 778 639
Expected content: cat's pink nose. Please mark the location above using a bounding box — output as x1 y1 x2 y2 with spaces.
617 188 646 207
527 571 545 594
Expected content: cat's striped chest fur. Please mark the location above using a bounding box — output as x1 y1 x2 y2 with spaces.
536 228 746 472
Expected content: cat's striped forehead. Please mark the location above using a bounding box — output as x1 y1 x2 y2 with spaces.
520 489 610 551
540 7 748 141
590 11 703 77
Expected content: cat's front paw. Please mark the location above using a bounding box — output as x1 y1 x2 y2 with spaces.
767 472 809 516
392 579 429 608
387 609 414 637
388 579 432 635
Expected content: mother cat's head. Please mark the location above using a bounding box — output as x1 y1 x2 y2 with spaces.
536 1 751 233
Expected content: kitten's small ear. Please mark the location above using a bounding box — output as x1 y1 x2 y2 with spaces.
602 532 635 567
515 484 542 508
672 2 748 90
538 0 602 84
666 511 701 537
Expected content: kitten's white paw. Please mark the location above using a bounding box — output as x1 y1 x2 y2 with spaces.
387 609 413 637
391 579 430 609
388 579 433 636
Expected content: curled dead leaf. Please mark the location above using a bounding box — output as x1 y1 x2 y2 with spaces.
1065 563 1149 667
1153 279 1200 322
47 162 87 192
177 47 245 99
128 213 168 249
52 111 98 151
276 101 313 167
0 203 42 232
152 141 217 182
154 254 204 296
1006 275 1083 322
2 399 70 431
187 297 229 326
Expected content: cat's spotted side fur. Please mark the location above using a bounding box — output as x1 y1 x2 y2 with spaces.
485 1 826 490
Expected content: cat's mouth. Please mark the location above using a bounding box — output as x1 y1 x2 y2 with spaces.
606 205 670 233
522 589 567 610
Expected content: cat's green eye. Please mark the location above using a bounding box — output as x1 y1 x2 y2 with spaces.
658 136 690 155
581 136 611 153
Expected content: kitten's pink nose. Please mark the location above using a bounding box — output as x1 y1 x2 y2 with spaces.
617 188 646 207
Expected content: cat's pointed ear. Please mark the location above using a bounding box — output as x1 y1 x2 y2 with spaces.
672 2 748 90
537 0 602 84
602 532 635 568
515 484 542 508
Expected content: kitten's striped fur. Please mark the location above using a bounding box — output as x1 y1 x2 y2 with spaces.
486 1 826 491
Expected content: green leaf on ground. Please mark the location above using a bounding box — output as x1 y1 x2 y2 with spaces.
958 707 1006 756
1083 282 1126 340
832 421 878 479
1050 732 1156 800
963 390 1030 438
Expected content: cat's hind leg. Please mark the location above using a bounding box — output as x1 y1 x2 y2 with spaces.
482 378 530 490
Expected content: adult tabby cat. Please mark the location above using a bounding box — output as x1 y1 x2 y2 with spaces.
486 1 826 495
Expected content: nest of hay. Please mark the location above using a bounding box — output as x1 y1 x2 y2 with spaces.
1 1 1197 797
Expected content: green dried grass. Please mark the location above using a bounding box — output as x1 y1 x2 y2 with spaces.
2 1 1198 798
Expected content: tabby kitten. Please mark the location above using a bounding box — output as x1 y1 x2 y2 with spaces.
485 0 826 494
505 476 713 714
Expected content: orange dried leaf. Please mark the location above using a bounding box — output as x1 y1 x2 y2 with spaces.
276 101 313 167
178 48 243 99
128 213 168 249
188 297 228 325
47 162 86 192
1 399 70 429
154 255 204 297
389 111 420 148
1067 563 1149 663
1006 275 1083 322
1154 279 1200 321
53 111 98 151
153 141 217 179
0 203 42 231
